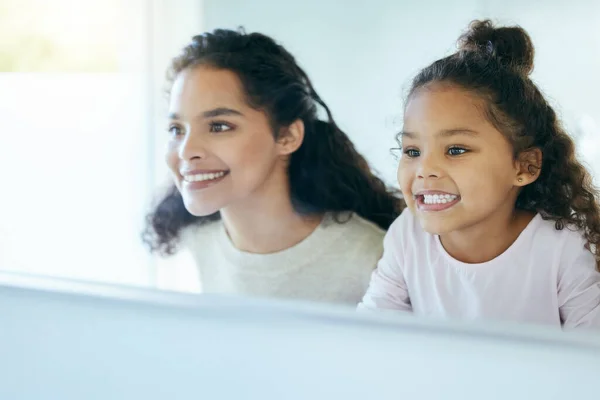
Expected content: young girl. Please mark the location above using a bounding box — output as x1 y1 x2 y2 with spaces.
143 29 405 305
359 20 600 329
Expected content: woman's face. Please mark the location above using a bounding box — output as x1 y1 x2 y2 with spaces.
165 65 295 216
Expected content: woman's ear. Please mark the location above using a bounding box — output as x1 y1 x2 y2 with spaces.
514 148 542 186
276 119 304 156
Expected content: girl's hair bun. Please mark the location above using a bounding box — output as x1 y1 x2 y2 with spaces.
457 19 535 76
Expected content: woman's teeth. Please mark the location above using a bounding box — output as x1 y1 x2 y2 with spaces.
184 171 226 182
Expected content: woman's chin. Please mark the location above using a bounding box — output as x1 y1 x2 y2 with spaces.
183 199 223 217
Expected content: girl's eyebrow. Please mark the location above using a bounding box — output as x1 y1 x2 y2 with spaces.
401 128 479 139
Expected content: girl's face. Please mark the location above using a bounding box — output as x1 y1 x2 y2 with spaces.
165 66 296 216
398 83 524 236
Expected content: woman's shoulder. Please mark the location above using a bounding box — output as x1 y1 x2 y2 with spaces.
311 213 385 279
328 212 385 242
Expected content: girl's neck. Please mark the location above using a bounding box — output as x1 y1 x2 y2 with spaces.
220 175 323 254
439 206 536 264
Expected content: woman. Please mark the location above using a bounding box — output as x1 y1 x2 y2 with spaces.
143 28 405 305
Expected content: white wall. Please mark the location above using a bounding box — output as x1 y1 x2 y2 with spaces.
200 0 600 185
483 0 600 175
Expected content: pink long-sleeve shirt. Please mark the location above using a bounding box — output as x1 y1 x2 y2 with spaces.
359 210 600 330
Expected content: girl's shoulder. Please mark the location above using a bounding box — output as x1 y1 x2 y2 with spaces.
528 214 589 249
386 208 422 237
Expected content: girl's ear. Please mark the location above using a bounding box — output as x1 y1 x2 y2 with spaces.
514 148 542 186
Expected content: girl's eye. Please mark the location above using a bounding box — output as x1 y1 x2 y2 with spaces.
404 148 420 158
209 122 233 133
448 147 467 156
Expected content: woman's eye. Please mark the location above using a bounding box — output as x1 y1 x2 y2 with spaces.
448 147 467 156
168 125 183 136
404 148 420 158
209 122 232 133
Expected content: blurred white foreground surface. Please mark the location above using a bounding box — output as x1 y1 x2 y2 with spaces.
1 271 598 400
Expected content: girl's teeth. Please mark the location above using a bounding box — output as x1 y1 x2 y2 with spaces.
422 194 458 204
184 171 226 182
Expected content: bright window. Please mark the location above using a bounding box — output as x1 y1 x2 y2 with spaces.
0 0 203 287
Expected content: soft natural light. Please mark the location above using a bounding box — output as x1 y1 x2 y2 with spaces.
0 0 204 288
1 0 598 291
0 74 151 284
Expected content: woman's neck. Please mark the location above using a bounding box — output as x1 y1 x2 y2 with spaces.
220 177 323 254
439 206 536 264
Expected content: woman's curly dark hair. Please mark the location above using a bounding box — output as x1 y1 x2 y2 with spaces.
143 28 405 255
407 19 600 267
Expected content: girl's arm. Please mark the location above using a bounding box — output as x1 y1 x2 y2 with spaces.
558 246 600 329
358 221 412 312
